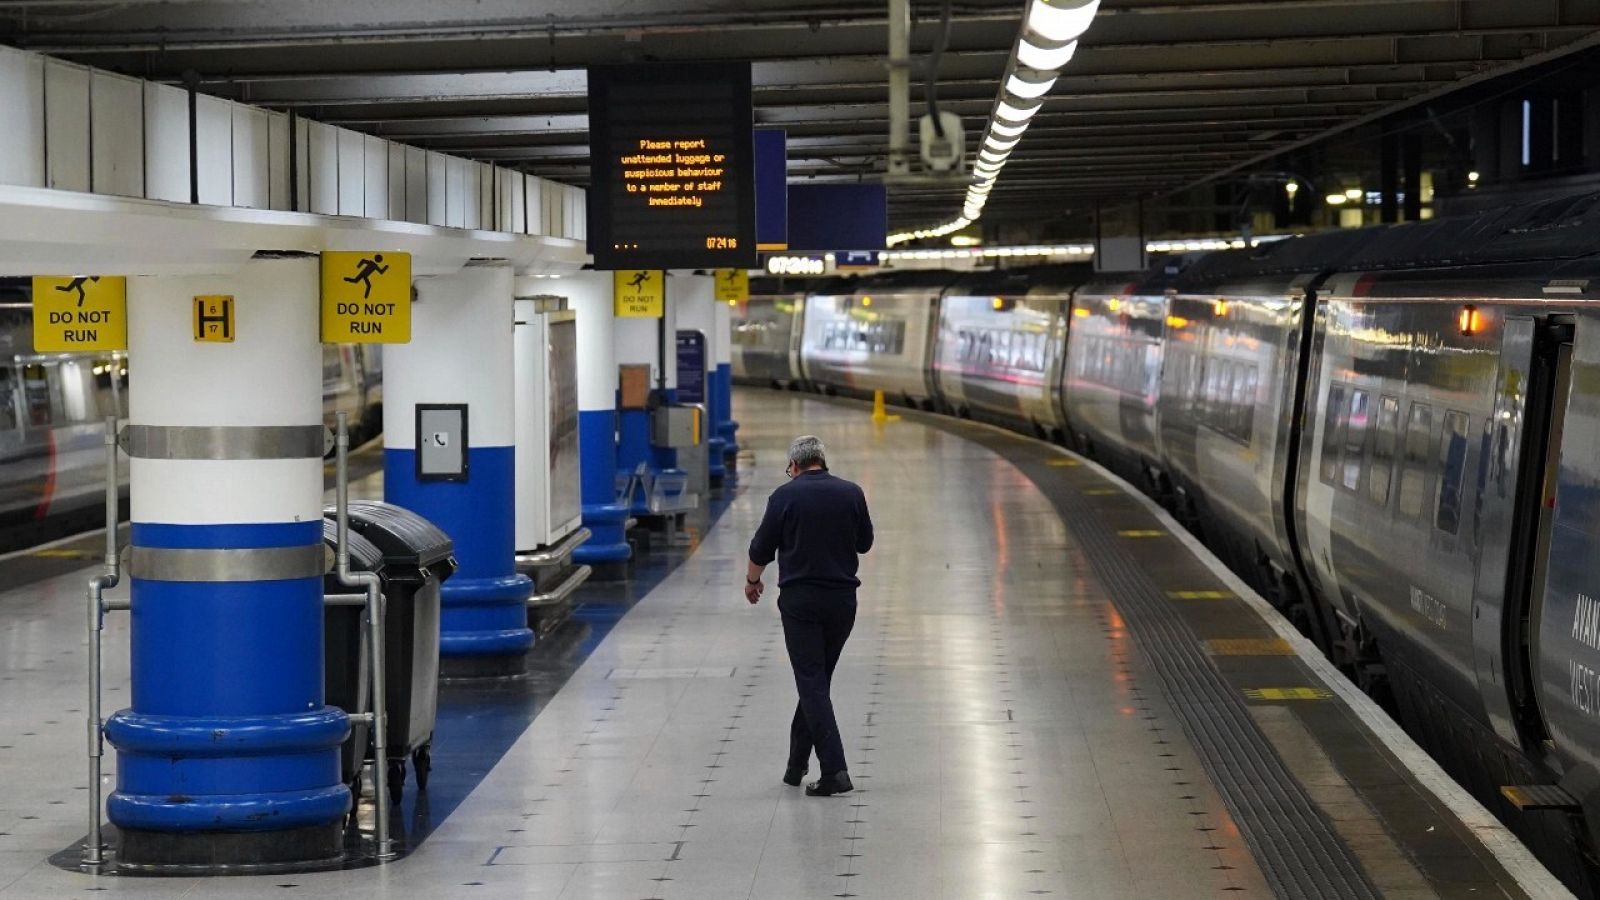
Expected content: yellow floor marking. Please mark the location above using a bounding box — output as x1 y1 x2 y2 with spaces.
1047 458 1080 467
33 549 93 559
1206 638 1297 656
1117 529 1165 538
1244 687 1333 701
1083 488 1118 496
1167 590 1233 600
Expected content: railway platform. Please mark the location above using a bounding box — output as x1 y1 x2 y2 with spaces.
0 390 1562 899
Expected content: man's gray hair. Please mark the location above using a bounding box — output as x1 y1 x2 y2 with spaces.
788 435 827 469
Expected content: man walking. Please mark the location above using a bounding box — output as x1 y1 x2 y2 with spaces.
745 435 873 797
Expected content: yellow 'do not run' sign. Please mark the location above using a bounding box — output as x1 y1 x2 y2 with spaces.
32 276 127 352
321 251 411 343
614 270 665 318
714 269 749 304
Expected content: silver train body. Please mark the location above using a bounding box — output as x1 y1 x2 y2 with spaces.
737 197 1600 893
0 287 382 546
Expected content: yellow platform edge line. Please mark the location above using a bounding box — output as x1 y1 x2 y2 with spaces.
1244 687 1334 701
1167 590 1233 600
1206 638 1297 656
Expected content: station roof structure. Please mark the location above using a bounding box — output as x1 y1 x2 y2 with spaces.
5 0 1599 228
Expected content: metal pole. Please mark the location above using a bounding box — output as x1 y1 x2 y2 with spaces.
656 278 668 394
333 413 394 859
887 0 911 177
85 415 120 869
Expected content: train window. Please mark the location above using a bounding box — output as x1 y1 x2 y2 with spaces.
1397 403 1434 519
1320 384 1347 485
1201 360 1220 414
0 368 15 430
1369 395 1401 507
1436 410 1470 534
1219 363 1237 429
1341 389 1370 492
1236 366 1258 442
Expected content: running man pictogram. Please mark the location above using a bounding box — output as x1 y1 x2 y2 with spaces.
629 271 652 290
343 255 389 299
56 276 101 307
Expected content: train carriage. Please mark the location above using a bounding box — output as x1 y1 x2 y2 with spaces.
733 278 806 388
932 265 1085 438
798 270 953 409
1161 230 1382 637
1294 198 1600 888
1057 268 1175 494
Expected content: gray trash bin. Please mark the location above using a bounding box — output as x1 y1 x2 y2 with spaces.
328 501 456 803
320 520 383 795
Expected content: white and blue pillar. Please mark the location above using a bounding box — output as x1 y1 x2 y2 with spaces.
614 276 679 516
108 256 350 868
712 298 739 476
554 272 631 577
383 263 533 677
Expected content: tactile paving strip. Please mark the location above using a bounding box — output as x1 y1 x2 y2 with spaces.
1054 480 1382 900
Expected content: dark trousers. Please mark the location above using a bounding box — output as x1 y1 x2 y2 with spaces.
778 584 857 776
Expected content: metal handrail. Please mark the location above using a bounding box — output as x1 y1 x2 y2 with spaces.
526 564 592 609
333 412 396 860
514 527 591 569
85 416 119 869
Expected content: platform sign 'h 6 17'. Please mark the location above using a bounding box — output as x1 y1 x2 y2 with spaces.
320 251 412 343
31 275 127 352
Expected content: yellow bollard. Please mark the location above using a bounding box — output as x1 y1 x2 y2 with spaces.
871 390 900 424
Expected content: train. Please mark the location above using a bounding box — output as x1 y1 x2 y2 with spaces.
733 192 1600 894
0 282 382 550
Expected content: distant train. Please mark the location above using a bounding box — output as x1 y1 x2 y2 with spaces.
735 193 1600 894
0 283 382 549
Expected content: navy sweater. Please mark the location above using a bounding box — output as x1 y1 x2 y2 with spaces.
749 469 874 589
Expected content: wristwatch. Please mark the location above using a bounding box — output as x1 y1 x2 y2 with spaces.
746 576 761 585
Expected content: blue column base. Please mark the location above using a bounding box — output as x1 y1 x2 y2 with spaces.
576 502 632 564
107 706 351 833
708 437 727 479
439 573 537 658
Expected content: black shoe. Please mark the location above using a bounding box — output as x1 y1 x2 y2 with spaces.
805 772 853 797
783 765 806 787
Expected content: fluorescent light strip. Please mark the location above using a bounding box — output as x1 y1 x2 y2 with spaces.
1025 0 1100 43
897 0 1098 244
989 119 1029 139
1017 38 1077 71
1005 72 1057 101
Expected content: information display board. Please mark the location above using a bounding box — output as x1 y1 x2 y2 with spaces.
587 62 757 271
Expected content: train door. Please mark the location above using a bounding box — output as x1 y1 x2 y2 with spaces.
1528 313 1600 784
1472 316 1570 752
